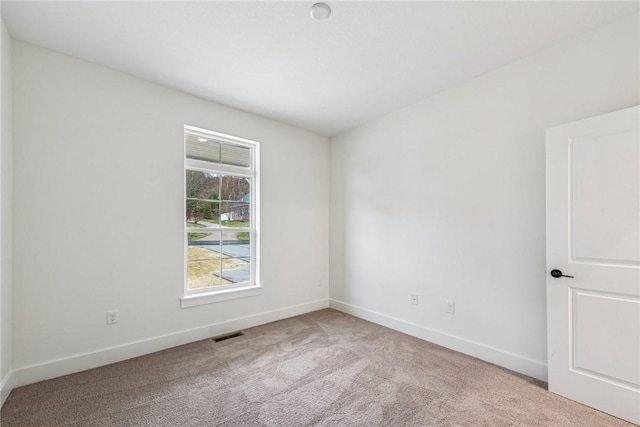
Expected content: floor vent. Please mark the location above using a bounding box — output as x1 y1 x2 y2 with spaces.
212 331 244 342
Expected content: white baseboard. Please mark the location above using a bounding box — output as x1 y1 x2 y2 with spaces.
12 298 329 389
1 370 13 407
330 299 548 382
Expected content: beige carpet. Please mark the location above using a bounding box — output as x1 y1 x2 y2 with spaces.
0 309 633 426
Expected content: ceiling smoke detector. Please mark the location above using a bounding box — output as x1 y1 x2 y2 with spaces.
310 3 331 21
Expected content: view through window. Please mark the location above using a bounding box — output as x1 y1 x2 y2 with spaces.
184 126 257 292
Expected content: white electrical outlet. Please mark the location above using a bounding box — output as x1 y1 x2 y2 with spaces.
106 310 118 325
446 301 455 314
410 294 419 305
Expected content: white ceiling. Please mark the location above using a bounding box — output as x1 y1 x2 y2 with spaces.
2 1 638 137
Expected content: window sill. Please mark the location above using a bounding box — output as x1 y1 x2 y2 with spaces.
181 285 263 308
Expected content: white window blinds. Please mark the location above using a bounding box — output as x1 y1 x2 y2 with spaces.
185 130 251 167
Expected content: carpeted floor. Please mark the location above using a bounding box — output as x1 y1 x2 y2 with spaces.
0 309 633 426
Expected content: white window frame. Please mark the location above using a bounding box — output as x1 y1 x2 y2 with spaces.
181 125 261 308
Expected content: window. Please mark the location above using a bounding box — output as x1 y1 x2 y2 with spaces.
183 126 259 301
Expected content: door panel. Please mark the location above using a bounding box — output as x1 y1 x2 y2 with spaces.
571 129 640 265
546 105 640 425
572 289 639 389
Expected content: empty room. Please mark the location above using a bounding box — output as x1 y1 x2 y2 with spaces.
0 1 639 426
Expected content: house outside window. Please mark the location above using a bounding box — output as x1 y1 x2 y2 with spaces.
183 126 259 297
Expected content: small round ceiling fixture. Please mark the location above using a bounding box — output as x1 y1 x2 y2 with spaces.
310 3 331 21
197 138 207 142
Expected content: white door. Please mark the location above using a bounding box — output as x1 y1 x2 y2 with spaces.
546 105 640 424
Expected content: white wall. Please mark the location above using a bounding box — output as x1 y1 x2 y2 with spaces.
5 11 638 392
11 41 329 385
0 18 14 404
329 15 639 381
